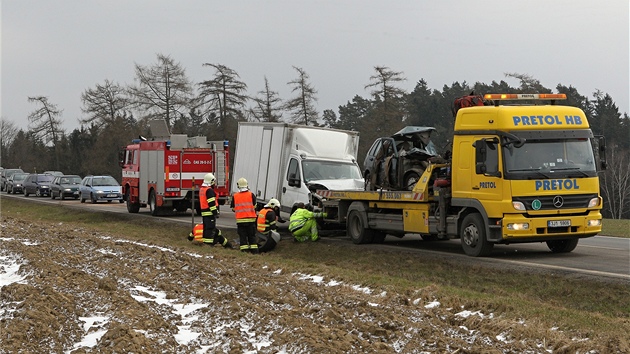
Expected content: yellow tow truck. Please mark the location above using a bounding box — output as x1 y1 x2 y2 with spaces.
318 94 607 256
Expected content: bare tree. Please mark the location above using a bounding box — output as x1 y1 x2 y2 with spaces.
365 66 406 109
504 72 549 93
80 79 132 130
1 118 18 151
1 118 19 167
127 53 192 129
249 76 283 122
364 66 406 133
27 96 64 169
197 63 249 130
285 66 318 126
601 147 630 219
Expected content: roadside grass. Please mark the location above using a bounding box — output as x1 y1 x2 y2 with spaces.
602 218 630 238
2 197 629 347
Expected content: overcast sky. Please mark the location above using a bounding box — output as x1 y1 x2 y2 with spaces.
2 0 628 133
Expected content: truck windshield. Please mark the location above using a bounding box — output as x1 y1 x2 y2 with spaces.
302 160 363 183
503 138 597 179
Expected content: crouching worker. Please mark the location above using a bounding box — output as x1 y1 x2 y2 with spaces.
256 198 282 252
188 173 232 248
289 202 327 242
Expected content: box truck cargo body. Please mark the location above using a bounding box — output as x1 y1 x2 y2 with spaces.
232 122 363 216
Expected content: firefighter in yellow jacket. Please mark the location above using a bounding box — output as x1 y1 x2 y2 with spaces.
230 177 259 253
289 202 327 242
189 173 232 248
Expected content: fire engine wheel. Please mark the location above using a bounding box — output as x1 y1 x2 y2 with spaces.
126 193 140 213
149 190 160 216
460 213 493 257
546 239 579 253
347 210 374 244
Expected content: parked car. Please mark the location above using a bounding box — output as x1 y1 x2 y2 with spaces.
6 172 29 194
79 175 124 203
1 168 24 192
23 173 55 197
43 170 64 177
50 175 82 200
363 126 440 191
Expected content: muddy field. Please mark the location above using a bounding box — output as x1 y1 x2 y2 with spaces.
0 215 624 353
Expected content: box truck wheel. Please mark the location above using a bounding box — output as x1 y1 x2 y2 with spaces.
460 213 493 257
347 210 374 244
546 239 578 253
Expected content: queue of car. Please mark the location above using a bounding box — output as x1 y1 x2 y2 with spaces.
1 169 123 203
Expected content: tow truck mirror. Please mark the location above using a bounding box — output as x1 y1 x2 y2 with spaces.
474 138 501 177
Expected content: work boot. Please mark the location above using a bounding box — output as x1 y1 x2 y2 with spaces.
223 241 234 249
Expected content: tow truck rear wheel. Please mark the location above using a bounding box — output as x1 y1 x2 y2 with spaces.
546 239 579 253
347 210 374 244
460 213 493 257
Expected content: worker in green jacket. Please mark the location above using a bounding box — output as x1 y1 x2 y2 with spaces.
289 202 327 242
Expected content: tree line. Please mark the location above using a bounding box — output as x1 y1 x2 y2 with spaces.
1 54 628 218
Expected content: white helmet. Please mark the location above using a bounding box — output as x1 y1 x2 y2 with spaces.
237 177 248 189
266 198 280 209
203 173 216 186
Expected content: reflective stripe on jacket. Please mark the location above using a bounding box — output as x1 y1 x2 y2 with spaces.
257 208 276 233
289 208 318 232
233 191 257 223
200 186 217 217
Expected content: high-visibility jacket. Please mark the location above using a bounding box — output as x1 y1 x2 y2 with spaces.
189 223 204 242
232 191 257 223
256 208 277 234
289 208 325 232
200 186 217 217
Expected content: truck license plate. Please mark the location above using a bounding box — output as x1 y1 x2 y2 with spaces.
548 220 570 227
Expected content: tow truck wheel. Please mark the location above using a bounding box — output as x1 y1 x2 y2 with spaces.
546 239 578 253
149 190 159 216
347 210 374 244
460 213 493 257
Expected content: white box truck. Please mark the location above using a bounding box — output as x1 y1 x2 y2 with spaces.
231 122 364 217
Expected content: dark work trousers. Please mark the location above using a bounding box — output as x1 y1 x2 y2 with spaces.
203 215 219 243
237 222 258 253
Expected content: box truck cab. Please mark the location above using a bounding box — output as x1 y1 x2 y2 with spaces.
232 122 363 217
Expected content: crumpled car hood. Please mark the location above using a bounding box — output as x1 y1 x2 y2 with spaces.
307 178 365 191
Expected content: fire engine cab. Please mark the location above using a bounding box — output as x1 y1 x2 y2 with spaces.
120 120 230 216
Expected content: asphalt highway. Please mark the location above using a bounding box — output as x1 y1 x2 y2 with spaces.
3 193 628 282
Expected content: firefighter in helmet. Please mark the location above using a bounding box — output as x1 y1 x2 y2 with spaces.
230 177 259 253
191 173 232 248
256 198 282 252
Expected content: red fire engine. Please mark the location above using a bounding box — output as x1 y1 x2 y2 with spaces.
120 121 229 216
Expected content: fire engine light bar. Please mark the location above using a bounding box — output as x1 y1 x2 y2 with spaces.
484 93 567 100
